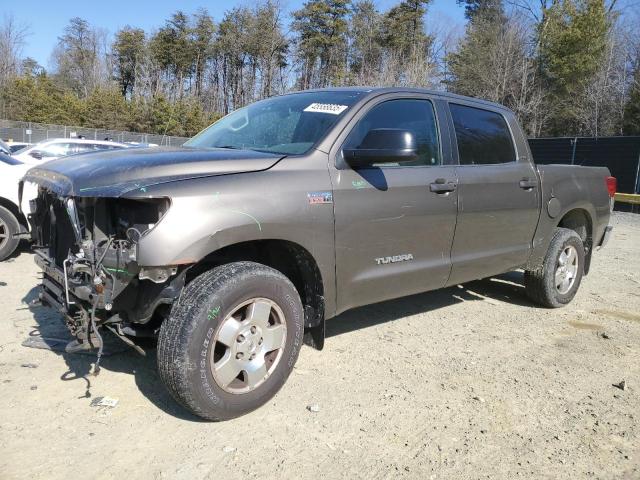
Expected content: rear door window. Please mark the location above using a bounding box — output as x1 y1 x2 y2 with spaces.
450 104 516 165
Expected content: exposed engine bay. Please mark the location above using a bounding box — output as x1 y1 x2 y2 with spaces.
29 188 181 366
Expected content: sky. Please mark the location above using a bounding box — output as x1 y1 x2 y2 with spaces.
5 0 467 68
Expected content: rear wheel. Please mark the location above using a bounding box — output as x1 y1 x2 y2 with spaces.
0 206 20 261
524 227 585 308
157 261 304 420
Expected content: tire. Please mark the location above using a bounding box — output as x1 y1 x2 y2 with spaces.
0 206 20 261
157 261 304 421
524 227 585 308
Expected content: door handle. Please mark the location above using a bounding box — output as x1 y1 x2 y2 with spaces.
430 179 457 193
519 178 537 190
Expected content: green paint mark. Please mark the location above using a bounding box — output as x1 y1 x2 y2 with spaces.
227 210 262 232
104 267 134 276
352 180 367 189
207 306 221 321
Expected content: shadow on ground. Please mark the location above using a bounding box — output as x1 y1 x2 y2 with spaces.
19 270 533 421
327 270 531 337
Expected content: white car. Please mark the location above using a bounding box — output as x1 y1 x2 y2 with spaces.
0 139 129 259
13 138 128 164
7 141 32 153
0 154 32 260
0 139 11 155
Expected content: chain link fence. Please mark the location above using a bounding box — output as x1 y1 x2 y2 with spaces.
0 119 189 146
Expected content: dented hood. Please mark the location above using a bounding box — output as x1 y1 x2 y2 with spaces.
22 146 283 197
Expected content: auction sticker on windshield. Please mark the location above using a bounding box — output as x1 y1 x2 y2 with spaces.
304 103 349 115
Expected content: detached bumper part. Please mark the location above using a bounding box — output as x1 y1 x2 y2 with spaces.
597 226 613 249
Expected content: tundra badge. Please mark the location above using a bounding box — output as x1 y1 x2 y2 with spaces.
375 254 414 265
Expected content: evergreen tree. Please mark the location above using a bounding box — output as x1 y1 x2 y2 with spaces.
623 65 640 135
292 0 351 88
83 86 130 129
349 0 384 83
456 0 504 21
191 9 215 98
149 11 196 99
538 0 610 134
1 75 83 124
0 0 635 139
112 27 145 98
381 0 432 58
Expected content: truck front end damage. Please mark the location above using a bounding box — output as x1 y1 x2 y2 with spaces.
29 188 180 360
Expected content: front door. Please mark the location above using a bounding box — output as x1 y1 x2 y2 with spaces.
330 96 459 313
446 102 539 286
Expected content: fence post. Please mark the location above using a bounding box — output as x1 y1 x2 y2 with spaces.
634 149 640 195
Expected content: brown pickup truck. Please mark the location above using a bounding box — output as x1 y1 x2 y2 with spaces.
23 87 615 420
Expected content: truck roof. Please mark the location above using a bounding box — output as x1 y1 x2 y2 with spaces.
286 86 513 113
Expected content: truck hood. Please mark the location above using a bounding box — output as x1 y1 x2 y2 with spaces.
22 146 283 197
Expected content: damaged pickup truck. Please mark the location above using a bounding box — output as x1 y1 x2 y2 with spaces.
22 88 615 420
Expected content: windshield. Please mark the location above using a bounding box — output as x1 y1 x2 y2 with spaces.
184 91 365 155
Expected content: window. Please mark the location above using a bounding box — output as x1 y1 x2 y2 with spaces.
342 99 440 167
184 90 365 155
40 143 74 158
450 104 516 165
92 144 124 151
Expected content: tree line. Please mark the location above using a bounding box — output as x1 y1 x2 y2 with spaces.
0 0 638 138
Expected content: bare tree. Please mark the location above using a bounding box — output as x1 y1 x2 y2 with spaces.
0 14 30 87
577 12 638 135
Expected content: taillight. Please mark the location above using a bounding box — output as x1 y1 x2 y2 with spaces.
606 176 616 198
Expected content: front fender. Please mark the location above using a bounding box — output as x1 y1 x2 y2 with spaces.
133 160 337 316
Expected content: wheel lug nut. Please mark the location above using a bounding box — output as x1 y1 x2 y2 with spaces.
250 326 257 334
236 352 244 359
237 334 245 343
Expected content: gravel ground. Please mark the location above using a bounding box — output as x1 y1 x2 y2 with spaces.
1 212 639 480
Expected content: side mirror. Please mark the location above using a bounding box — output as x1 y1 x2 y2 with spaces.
343 129 417 168
29 150 43 160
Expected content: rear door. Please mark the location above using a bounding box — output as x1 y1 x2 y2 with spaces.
330 95 459 312
446 102 539 286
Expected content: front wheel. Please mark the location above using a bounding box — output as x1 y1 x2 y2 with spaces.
524 227 585 308
157 261 304 420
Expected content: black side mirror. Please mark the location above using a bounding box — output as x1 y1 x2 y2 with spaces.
29 150 43 160
343 128 417 168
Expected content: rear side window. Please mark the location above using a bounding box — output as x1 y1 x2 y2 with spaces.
450 104 515 165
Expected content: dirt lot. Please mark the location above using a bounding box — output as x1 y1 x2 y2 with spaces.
1 212 639 480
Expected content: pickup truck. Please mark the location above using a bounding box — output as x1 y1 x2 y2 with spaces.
22 88 615 421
